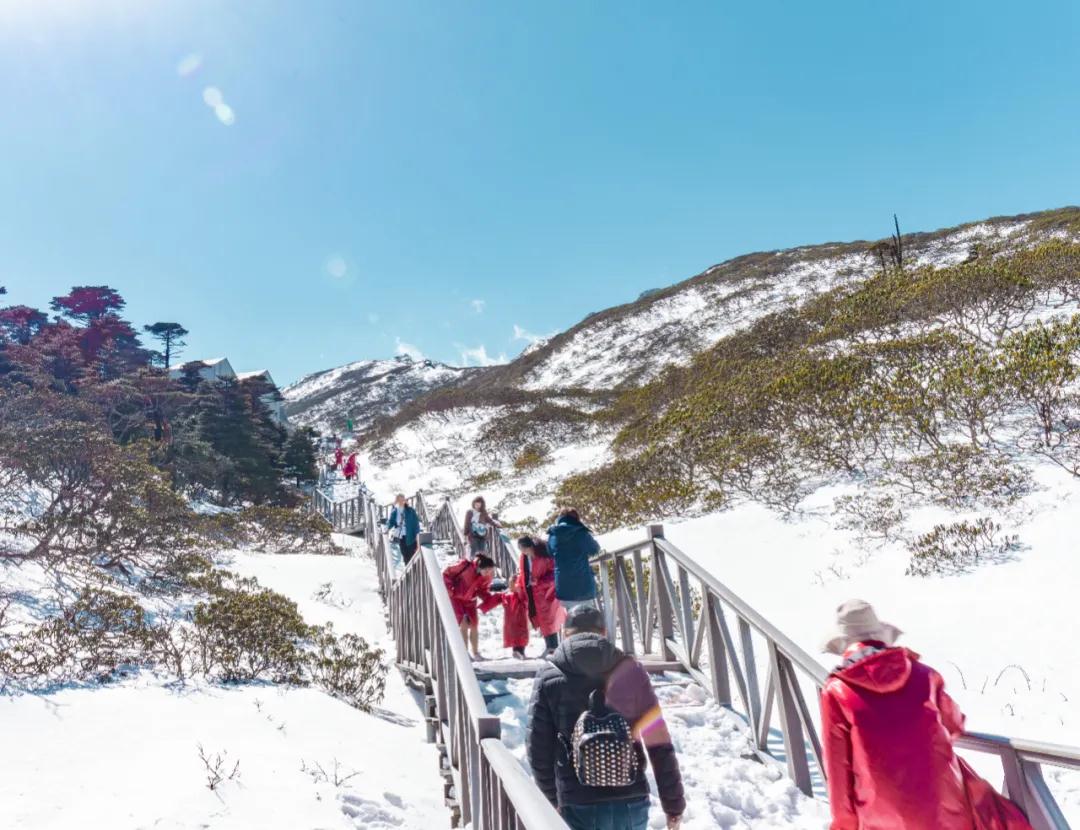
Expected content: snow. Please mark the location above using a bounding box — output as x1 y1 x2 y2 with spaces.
595 461 1080 822
0 537 448 830
430 544 830 829
284 355 471 433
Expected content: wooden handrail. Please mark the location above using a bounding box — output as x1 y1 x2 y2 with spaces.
311 486 1079 830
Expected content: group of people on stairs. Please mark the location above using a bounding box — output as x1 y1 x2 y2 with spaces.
382 493 1034 830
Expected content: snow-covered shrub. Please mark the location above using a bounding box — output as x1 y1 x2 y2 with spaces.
905 518 1020 577
190 583 312 683
205 506 341 556
880 447 1031 512
308 624 387 711
0 588 152 686
833 491 907 548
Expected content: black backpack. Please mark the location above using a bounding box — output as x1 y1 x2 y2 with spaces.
569 689 641 788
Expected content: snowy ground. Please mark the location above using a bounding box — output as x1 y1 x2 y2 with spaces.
364 448 1080 823
0 537 447 830
594 462 1080 821
431 544 830 829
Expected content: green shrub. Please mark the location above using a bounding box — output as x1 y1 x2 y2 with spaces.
0 588 152 685
308 624 388 711
469 470 502 489
191 585 312 683
906 518 1020 577
513 443 549 472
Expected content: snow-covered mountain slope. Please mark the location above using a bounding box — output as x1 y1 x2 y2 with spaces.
283 355 480 434
474 212 1040 394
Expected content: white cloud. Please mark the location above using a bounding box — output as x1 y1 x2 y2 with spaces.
470 299 486 314
512 324 543 344
395 338 425 361
176 53 203 77
458 344 506 367
326 256 347 279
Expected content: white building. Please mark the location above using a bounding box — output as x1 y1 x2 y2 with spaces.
168 356 236 384
170 359 289 427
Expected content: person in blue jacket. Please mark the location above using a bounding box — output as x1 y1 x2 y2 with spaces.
546 508 601 614
386 493 421 566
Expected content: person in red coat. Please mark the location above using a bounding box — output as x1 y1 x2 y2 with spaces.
333 446 344 470
504 536 567 659
820 599 1033 830
443 555 500 660
342 452 358 481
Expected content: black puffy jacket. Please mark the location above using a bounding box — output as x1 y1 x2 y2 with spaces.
526 633 685 817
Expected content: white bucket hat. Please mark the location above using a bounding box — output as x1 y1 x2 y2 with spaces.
822 599 903 655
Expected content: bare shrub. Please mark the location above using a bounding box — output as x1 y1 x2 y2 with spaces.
197 743 241 791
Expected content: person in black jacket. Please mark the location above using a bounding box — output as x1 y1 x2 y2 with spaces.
526 606 685 830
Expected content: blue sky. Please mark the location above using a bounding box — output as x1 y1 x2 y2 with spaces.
1 1 1078 385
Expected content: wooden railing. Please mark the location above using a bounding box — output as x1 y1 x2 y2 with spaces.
313 486 1079 829
592 526 1080 830
310 487 366 533
366 492 567 829
427 497 517 576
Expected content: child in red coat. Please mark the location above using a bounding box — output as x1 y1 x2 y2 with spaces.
504 537 566 659
443 555 499 660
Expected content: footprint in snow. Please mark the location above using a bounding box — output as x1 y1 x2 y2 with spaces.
340 793 403 827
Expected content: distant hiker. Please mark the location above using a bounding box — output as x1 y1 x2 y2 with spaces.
527 605 685 830
463 495 499 558
386 493 421 567
547 508 601 616
342 452 358 481
443 554 500 660
820 599 1033 830
504 536 566 659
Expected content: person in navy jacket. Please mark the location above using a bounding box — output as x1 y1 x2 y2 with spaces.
385 493 421 566
546 508 601 614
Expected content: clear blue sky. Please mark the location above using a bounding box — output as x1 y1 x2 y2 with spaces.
1 1 1077 384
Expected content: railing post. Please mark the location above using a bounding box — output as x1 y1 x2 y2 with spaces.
648 525 676 661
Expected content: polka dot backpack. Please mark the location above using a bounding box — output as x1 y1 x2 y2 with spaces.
570 689 641 788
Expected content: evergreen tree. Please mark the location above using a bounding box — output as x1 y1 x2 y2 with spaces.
283 427 319 485
143 322 189 371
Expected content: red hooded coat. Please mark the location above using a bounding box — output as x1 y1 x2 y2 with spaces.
342 453 357 478
443 560 499 624
821 643 1032 830
503 546 567 647
333 447 344 469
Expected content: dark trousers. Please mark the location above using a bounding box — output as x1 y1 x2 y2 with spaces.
544 632 559 650
562 799 649 830
399 537 418 566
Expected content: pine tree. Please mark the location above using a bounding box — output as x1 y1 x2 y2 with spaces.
143 322 189 371
283 427 318 485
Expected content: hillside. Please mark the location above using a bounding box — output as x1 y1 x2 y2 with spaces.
283 355 481 434
345 207 1080 519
